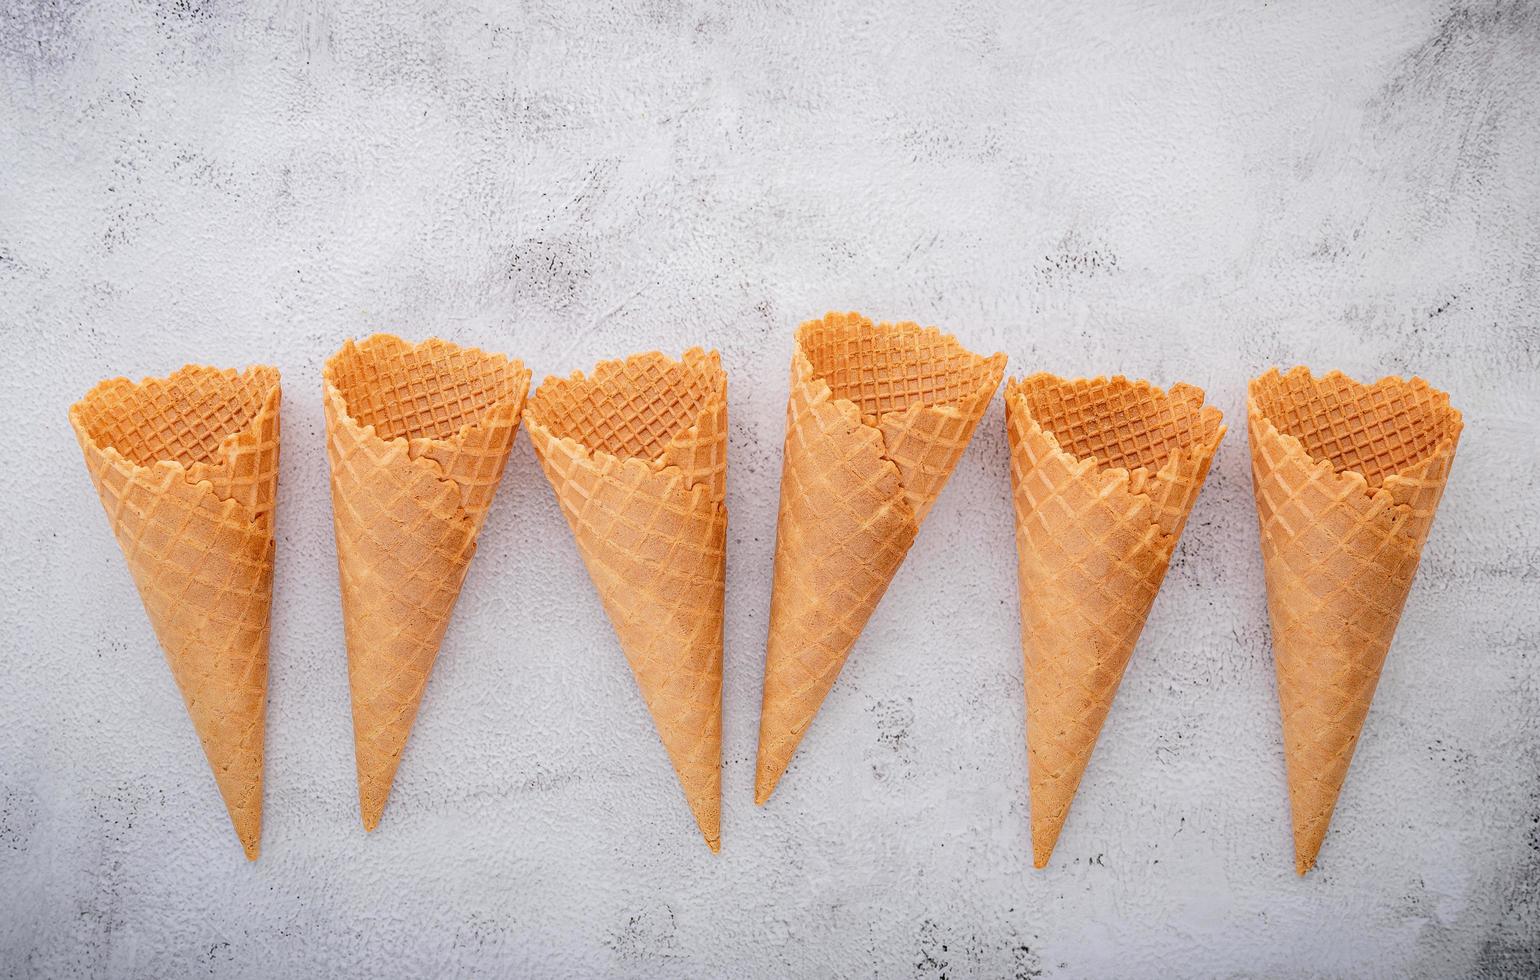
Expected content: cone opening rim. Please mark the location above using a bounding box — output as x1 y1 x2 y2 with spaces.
525 348 725 465
1006 372 1223 476
1248 366 1462 490
71 364 280 472
324 334 528 446
795 312 1005 419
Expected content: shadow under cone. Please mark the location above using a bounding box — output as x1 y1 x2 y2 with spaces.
1006 374 1224 867
524 349 727 851
70 364 282 860
324 335 529 831
1249 367 1461 874
755 312 1005 804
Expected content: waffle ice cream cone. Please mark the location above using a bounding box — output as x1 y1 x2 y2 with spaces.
323 335 529 830
70 364 282 860
524 349 727 851
1249 367 1461 874
1006 374 1224 867
755 312 1006 804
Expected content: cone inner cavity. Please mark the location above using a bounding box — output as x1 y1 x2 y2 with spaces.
1015 374 1219 473
328 337 522 444
75 366 278 470
1251 369 1458 488
798 315 998 417
530 354 721 463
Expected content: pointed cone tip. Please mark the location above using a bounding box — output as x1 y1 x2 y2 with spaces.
1295 846 1318 876
688 801 721 854
1030 808 1066 871
1031 834 1055 869
753 766 780 806
1292 821 1324 875
358 778 391 831
230 810 262 862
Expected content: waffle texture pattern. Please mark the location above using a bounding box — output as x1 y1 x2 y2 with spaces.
1249 366 1461 874
524 349 727 851
1006 374 1224 867
755 312 1006 804
70 364 282 860
324 334 530 830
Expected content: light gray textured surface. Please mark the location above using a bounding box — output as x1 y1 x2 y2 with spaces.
2 1 1539 977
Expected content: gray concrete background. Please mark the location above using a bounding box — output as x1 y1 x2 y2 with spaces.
2 1 1538 977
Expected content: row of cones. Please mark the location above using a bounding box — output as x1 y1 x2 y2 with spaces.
69 318 1461 873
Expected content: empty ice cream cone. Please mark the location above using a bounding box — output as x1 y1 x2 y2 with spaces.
524 348 727 851
70 364 282 860
323 334 529 831
1006 373 1224 867
1249 367 1461 874
755 312 1006 804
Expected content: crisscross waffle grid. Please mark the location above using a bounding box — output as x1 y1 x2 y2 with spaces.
327 335 526 444
799 311 1001 417
527 438 725 846
1006 374 1223 867
75 367 281 520
878 393 994 524
524 348 727 849
754 372 917 802
323 334 528 830
417 401 529 530
802 312 1006 524
95 465 272 841
530 349 724 480
1012 374 1225 540
74 366 276 470
1248 367 1461 873
69 364 281 860
1016 374 1219 474
755 313 1004 803
1252 367 1457 490
657 384 729 503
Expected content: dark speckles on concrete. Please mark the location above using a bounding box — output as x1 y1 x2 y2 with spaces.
1474 818 1540 978
1035 231 1119 283
1474 669 1540 978
0 0 90 76
0 785 40 854
505 236 595 310
866 695 918 784
160 0 214 22
1376 3 1538 115
913 918 1053 979
604 906 681 965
